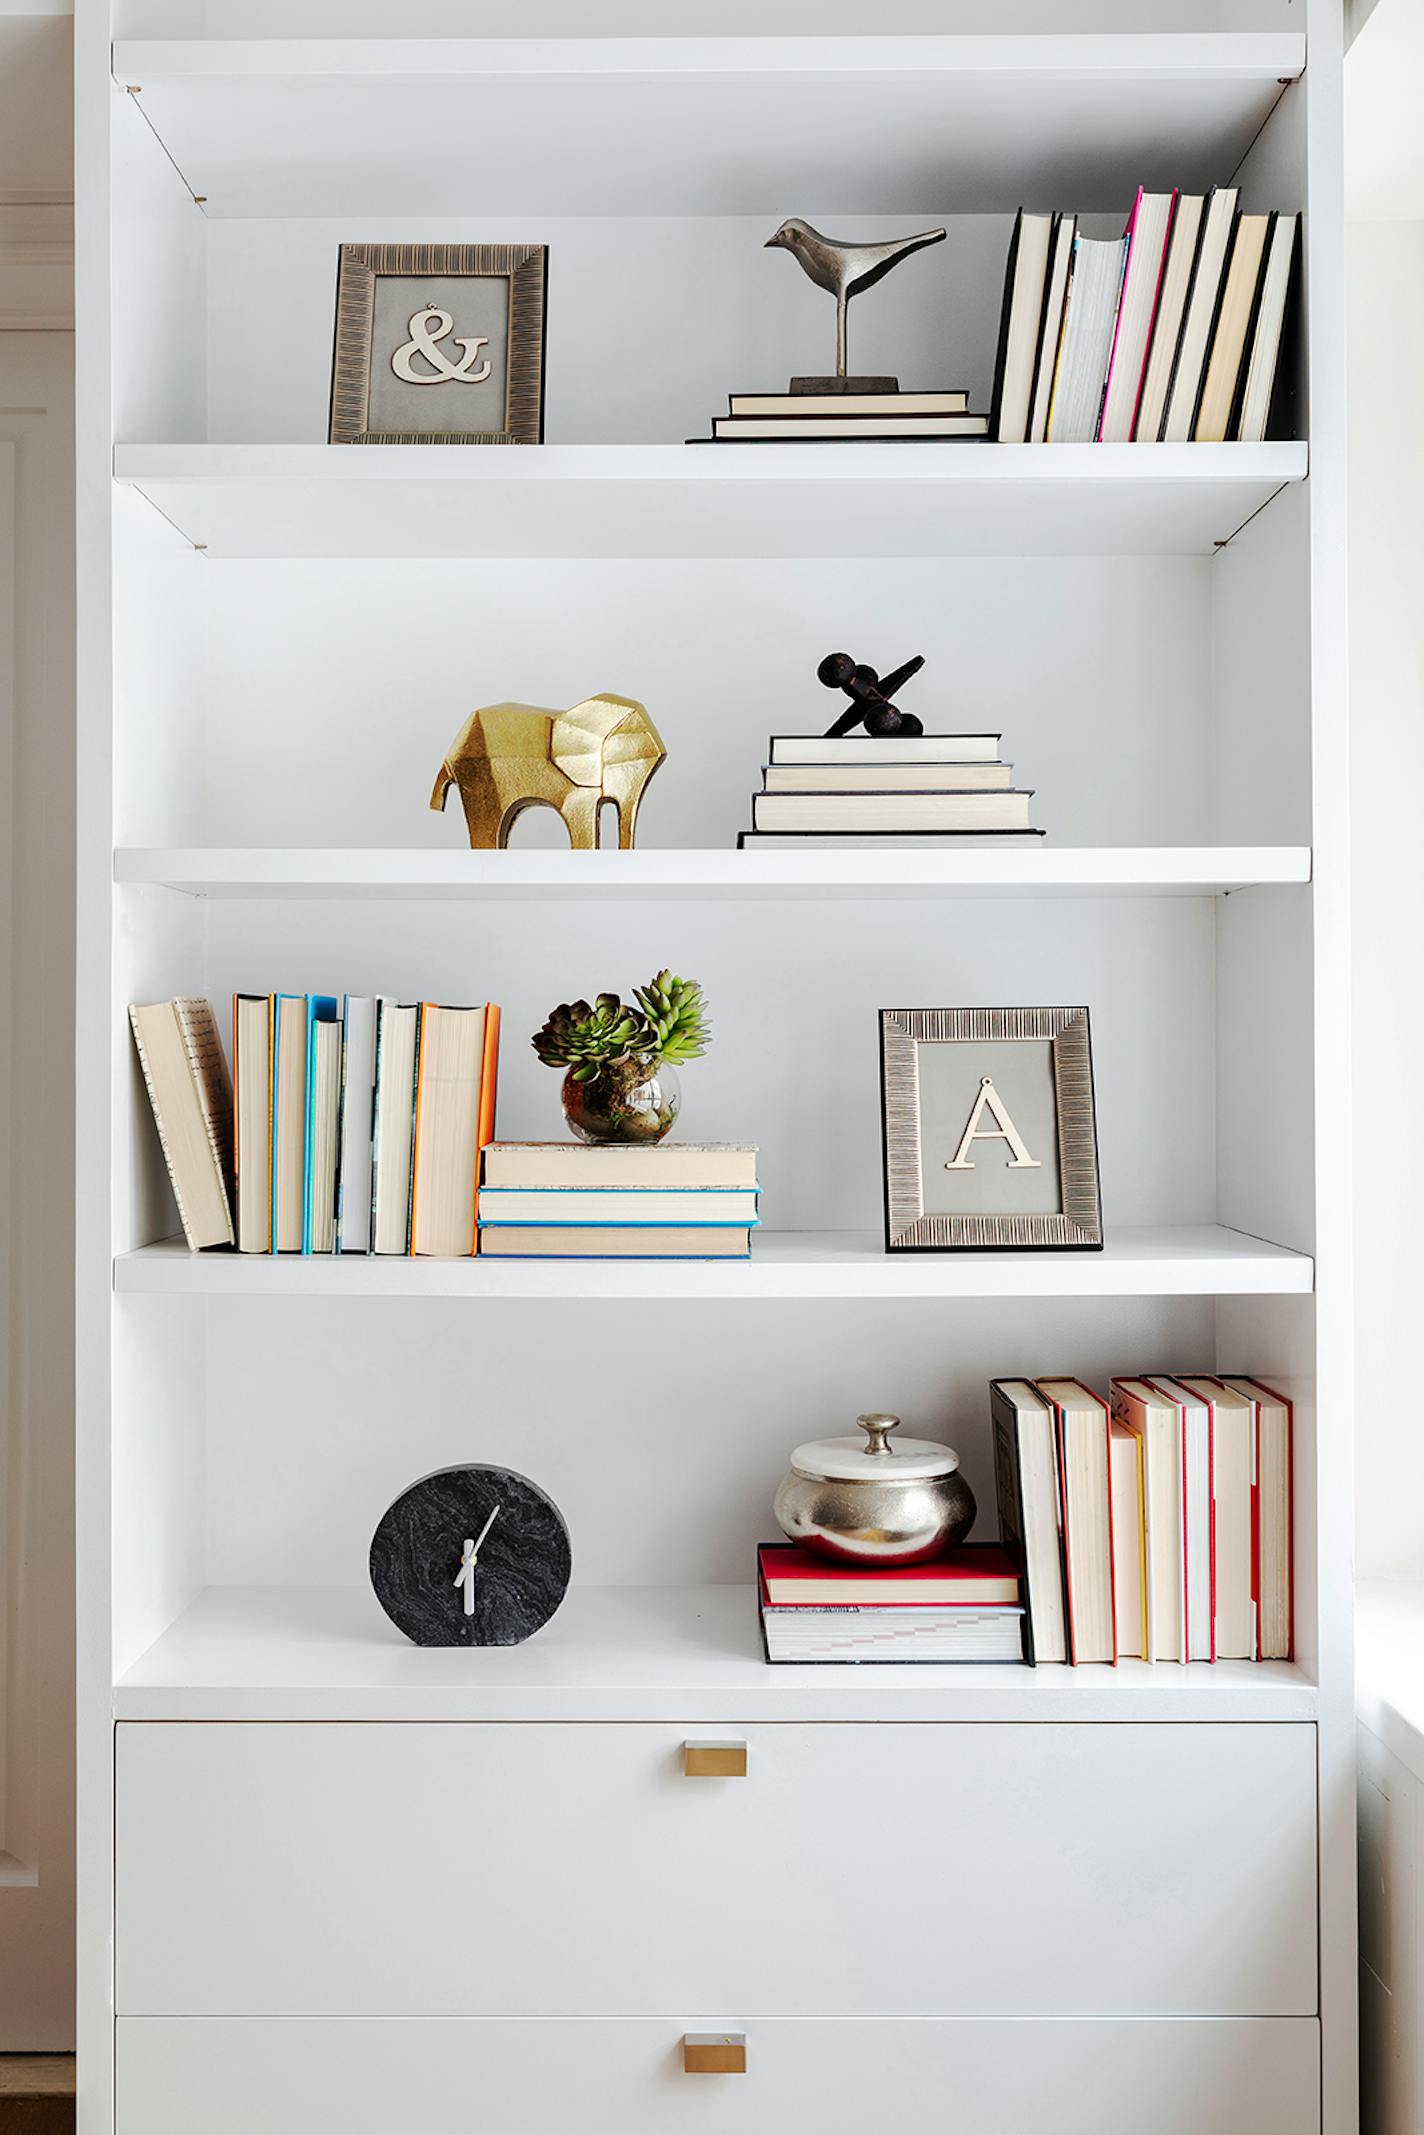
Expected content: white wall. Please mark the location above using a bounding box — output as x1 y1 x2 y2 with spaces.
1348 216 1424 1576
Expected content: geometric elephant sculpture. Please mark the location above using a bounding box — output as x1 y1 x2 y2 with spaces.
430 693 666 851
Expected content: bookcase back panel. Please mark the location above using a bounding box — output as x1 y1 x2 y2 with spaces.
196 211 1306 447
196 891 1220 1234
190 1292 1220 1589
119 552 1307 852
114 2 1300 33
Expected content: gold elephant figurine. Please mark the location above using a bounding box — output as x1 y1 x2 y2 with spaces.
430 693 666 850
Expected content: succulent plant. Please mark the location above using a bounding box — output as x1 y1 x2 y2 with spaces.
531 972 710 1081
631 970 710 1067
532 992 650 1083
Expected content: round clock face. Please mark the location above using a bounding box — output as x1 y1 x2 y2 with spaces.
369 1464 572 1648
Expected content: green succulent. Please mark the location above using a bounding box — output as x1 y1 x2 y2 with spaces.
631 970 710 1067
532 992 650 1082
531 972 710 1080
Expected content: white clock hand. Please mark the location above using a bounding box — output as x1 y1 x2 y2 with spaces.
472 1502 501 1556
453 1538 478 1617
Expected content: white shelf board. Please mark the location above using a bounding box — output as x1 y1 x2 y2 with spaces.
113 1582 1318 1723
112 443 1308 561
111 35 1302 217
114 846 1313 901
115 1226 1313 1300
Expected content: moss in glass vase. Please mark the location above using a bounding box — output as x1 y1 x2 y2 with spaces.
560 1059 681 1145
531 972 709 1146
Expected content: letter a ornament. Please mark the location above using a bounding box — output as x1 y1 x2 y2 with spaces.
945 1076 1041 1170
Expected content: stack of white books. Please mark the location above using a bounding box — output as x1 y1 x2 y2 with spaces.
477 1143 760 1259
739 732 1044 847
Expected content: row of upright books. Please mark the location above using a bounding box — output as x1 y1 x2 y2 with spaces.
738 731 1042 847
993 1375 1293 1666
992 186 1300 445
130 994 500 1256
478 1141 759 1259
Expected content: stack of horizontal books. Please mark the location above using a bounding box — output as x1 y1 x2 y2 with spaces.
739 731 1043 846
757 1544 1024 1663
477 1142 760 1259
697 386 988 444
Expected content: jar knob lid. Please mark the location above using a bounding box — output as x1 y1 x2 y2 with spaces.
857 1413 900 1458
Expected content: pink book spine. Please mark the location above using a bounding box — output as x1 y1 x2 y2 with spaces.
1095 187 1143 441
1126 188 1178 441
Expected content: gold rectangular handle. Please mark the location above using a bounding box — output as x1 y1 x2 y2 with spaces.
683 2034 747 2075
682 1740 747 1778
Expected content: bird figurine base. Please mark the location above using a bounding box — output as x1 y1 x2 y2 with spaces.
790 374 900 395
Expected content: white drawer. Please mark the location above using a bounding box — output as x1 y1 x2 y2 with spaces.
116 2015 1320 2135
115 1721 1318 2017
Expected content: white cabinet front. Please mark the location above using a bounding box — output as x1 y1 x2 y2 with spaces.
116 2015 1321 2135
115 1721 1318 2018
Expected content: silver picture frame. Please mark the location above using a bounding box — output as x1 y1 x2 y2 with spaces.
879 1006 1103 1252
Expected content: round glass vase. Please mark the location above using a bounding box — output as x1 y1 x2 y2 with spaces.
561 1059 681 1145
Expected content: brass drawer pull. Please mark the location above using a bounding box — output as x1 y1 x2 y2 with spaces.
683 2033 747 2075
682 1740 747 1778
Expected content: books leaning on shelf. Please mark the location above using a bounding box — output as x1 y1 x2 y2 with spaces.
992 188 1300 444
478 1143 760 1259
695 388 989 445
129 998 235 1251
738 731 1043 847
228 992 501 1257
756 1544 1024 1664
990 1374 1293 1667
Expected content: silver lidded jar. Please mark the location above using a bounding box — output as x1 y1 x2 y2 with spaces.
773 1413 977 1567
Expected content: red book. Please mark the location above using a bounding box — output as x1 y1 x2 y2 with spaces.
757 1543 1019 1609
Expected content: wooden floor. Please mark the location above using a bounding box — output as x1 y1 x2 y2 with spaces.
0 2059 75 2135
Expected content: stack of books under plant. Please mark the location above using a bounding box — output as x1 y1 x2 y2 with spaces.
479 972 759 1260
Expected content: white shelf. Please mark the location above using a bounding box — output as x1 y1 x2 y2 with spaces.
112 443 1308 561
115 1226 1313 1300
112 35 1302 218
113 1582 1318 1723
114 846 1313 901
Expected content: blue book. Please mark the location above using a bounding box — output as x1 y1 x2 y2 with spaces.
302 996 340 1255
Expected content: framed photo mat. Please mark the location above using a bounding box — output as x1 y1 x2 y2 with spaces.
879 1006 1103 1252
329 242 548 446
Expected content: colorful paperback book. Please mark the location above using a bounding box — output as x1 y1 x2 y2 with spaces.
270 993 307 1254
302 995 340 1256
756 1542 1018 1608
482 1142 757 1189
478 1187 759 1226
990 1378 1067 1666
336 995 376 1254
478 1226 753 1260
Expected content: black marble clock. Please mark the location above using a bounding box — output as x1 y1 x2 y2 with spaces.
369 1464 572 1648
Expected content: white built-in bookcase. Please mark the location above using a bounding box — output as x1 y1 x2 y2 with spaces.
76 5 1355 2131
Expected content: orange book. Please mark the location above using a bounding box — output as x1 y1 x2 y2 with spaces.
410 1003 498 1257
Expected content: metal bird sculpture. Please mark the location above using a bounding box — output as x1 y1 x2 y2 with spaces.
764 218 947 386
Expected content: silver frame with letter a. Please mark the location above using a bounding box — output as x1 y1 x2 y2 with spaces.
879 1007 1103 1252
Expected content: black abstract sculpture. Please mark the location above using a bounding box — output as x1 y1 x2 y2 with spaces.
818 650 927 738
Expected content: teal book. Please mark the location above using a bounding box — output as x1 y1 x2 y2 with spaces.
302 995 340 1255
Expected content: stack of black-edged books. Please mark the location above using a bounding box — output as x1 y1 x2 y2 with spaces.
738 732 1044 847
693 387 989 444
